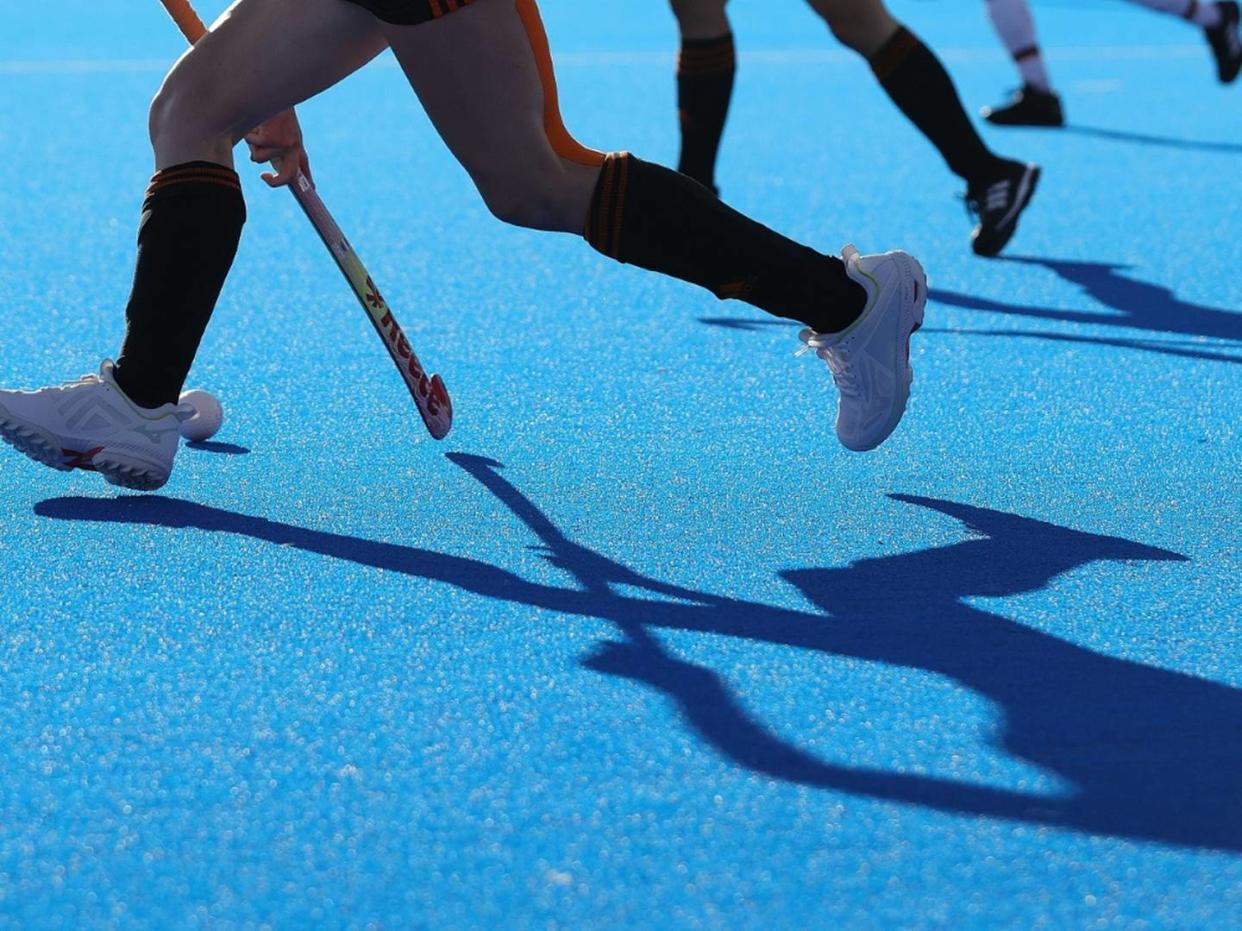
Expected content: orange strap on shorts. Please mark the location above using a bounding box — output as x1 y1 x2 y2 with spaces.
514 0 605 168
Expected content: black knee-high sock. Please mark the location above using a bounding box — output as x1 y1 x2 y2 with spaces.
677 34 736 193
584 153 865 333
113 162 246 409
871 27 1002 183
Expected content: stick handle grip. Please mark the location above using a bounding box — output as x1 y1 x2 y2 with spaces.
159 0 208 43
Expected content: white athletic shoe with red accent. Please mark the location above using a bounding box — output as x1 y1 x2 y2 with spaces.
0 360 190 490
799 244 927 452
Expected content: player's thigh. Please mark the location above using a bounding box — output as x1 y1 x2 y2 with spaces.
670 0 730 39
154 0 387 147
805 0 898 54
380 0 602 230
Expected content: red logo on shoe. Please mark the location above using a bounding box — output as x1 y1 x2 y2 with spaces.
62 446 103 471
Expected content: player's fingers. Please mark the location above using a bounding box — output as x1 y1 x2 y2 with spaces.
262 153 301 188
242 128 270 150
248 144 281 164
299 151 314 187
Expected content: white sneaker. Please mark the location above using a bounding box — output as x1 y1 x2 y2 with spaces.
0 360 190 490
799 244 927 452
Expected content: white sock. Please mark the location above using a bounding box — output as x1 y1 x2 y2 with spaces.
1127 0 1223 27
985 0 1054 91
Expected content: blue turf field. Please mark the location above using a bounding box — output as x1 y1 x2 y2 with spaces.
1 1 1241 927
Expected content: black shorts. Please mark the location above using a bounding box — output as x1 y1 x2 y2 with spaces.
341 0 476 26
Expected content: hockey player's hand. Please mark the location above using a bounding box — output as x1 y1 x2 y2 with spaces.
245 109 312 189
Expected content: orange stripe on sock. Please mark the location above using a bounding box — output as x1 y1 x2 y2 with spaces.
593 156 617 253
716 280 749 299
869 25 920 82
148 172 239 189
147 175 240 194
152 164 237 183
146 173 240 197
428 0 444 17
149 168 239 185
514 0 605 168
678 54 736 76
609 154 628 259
678 39 736 75
146 178 240 196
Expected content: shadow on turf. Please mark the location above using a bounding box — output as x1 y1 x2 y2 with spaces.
918 326 1242 364
702 256 1242 363
34 459 1239 852
186 441 250 455
1064 123 1242 155
939 255 1242 343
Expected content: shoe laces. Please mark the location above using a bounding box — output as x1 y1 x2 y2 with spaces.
797 328 859 397
963 178 1011 220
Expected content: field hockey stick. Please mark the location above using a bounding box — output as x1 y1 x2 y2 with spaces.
157 0 453 440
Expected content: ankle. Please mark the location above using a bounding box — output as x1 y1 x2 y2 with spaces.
112 362 175 411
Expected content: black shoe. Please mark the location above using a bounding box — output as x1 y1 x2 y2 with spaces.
966 161 1041 258
1206 1 1242 84
981 85 1065 127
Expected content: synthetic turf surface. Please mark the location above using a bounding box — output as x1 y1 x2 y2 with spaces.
1 1 1240 927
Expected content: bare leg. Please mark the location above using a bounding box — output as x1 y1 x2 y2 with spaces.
807 0 1004 184
979 0 1064 127
381 0 869 335
670 0 731 39
1133 0 1221 25
116 0 390 409
984 0 1054 92
380 0 601 232
668 0 735 191
805 0 900 56
150 0 388 169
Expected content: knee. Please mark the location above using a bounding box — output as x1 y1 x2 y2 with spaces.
473 159 593 232
148 81 177 150
147 65 232 154
478 183 575 232
825 17 871 53
671 0 730 37
819 5 898 55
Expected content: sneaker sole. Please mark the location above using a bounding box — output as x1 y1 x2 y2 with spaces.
841 254 927 453
982 107 1065 128
972 164 1041 258
0 401 170 490
93 451 171 491
0 404 73 472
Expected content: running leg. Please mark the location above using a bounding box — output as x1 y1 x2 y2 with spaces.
807 0 1040 255
381 0 866 334
808 0 1004 181
1130 0 1241 82
985 0 1054 93
381 0 926 450
670 0 736 193
979 0 1065 126
115 0 388 408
